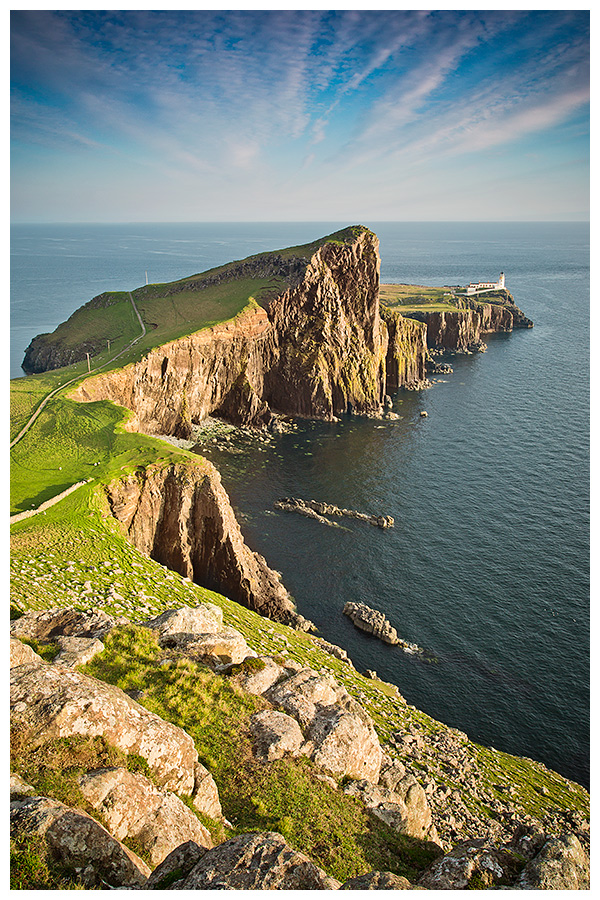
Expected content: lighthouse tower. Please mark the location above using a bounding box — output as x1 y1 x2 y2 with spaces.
498 272 505 289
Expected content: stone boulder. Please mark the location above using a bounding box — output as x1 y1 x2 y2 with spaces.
173 831 341 890
10 607 121 642
180 627 250 666
308 702 382 783
145 840 207 890
266 668 342 728
53 635 105 667
192 762 223 820
344 776 437 843
232 656 286 695
343 601 399 645
77 767 213 867
10 795 150 888
516 833 590 890
378 758 407 792
249 710 306 762
10 637 43 668
10 661 198 794
418 840 515 890
10 773 36 798
145 603 223 638
339 870 416 889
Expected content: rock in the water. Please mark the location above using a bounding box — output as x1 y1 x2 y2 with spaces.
77 767 213 867
173 831 341 890
10 795 150 888
343 601 400 645
10 661 198 794
339 870 416 889
516 833 590 890
53 635 105 667
249 710 306 762
10 637 44 668
145 840 208 890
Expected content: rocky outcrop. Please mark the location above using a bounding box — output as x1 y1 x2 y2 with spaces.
10 606 122 642
171 831 342 890
515 833 590 890
71 228 427 431
77 767 213 867
275 497 394 528
404 298 532 353
340 870 417 889
144 602 251 666
344 777 439 844
10 795 151 888
343 601 401 646
104 460 302 626
10 659 199 795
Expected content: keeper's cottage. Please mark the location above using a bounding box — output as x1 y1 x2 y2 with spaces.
466 272 505 295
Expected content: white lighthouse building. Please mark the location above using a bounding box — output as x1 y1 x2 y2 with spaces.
466 272 505 295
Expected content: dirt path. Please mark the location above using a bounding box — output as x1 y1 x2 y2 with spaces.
9 479 91 524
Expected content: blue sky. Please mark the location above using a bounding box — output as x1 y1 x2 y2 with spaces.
10 9 590 223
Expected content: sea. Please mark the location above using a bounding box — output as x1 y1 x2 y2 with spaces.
10 221 590 789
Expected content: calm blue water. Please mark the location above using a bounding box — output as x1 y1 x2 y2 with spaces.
10 222 590 788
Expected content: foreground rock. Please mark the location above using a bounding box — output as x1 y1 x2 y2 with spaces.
10 660 199 794
10 637 43 668
77 767 213 867
171 831 341 890
344 776 439 844
10 607 121 642
516 833 590 890
10 795 150 888
339 871 417 889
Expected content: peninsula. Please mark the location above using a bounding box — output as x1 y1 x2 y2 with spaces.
11 227 588 890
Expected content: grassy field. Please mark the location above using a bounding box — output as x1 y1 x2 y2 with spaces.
379 283 459 314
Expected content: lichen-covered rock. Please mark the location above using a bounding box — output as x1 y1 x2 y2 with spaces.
145 840 208 890
249 710 306 762
10 637 43 668
418 840 514 890
516 833 589 890
173 831 341 890
344 776 437 844
10 795 150 888
10 773 36 798
53 635 105 667
10 607 121 642
232 656 285 695
144 603 223 637
10 661 198 794
192 762 223 820
180 627 250 666
266 668 342 728
378 758 407 792
77 767 212 867
308 703 382 783
339 870 417 889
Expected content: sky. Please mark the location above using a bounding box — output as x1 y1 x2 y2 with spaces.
10 8 590 223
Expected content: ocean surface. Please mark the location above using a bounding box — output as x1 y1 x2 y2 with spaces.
10 221 590 788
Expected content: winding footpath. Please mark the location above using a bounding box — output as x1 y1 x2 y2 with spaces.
10 293 147 521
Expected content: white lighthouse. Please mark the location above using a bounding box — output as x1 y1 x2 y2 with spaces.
498 272 505 289
466 273 506 294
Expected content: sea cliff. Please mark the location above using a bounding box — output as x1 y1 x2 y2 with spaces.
68 229 428 430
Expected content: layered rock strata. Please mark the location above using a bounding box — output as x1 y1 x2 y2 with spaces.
103 460 303 626
72 229 428 431
404 296 533 353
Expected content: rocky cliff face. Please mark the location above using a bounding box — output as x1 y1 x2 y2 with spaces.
405 299 532 352
103 459 303 626
72 229 427 431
